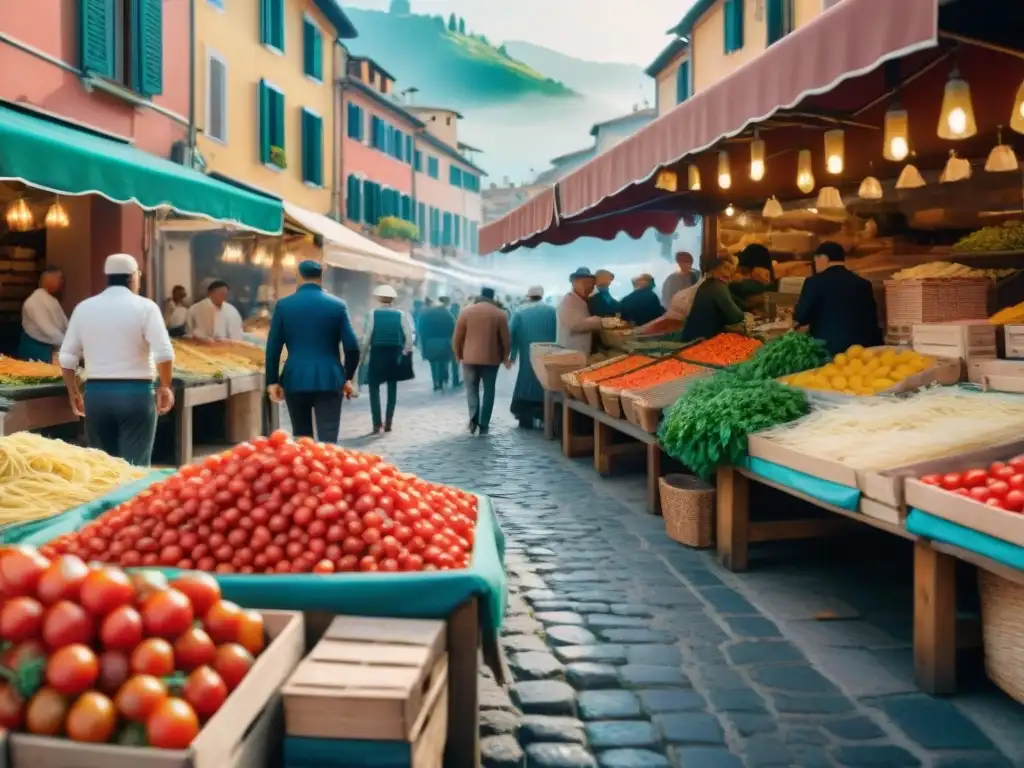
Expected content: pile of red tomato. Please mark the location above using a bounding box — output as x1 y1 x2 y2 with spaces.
0 549 261 748
41 432 478 575
920 455 1024 511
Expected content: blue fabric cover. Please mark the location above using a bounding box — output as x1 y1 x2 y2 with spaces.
284 735 414 767
907 509 1024 572
742 456 861 511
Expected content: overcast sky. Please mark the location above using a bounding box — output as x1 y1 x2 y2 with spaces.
347 0 694 65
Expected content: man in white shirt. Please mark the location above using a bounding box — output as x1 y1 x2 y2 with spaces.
187 280 244 341
18 267 68 362
557 267 604 357
163 285 189 337
59 254 175 467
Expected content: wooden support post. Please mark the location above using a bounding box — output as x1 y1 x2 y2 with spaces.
594 420 614 475
561 403 593 458
914 540 957 695
561 399 573 457
175 401 193 466
226 390 262 444
716 465 750 572
445 597 480 767
646 443 662 515
544 392 556 441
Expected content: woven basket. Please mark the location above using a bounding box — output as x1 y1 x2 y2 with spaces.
659 474 715 548
884 278 991 325
621 391 641 425
531 345 586 393
583 381 603 408
979 569 1024 703
564 355 653 403
599 388 623 418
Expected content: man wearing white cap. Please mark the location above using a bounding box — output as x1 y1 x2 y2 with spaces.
360 284 415 433
509 285 556 428
58 253 175 466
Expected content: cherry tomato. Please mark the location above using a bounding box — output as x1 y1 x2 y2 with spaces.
97 650 131 697
1009 454 1024 472
80 568 135 616
46 644 99 696
115 674 169 722
989 481 1011 500
0 548 49 597
0 683 25 729
130 570 170 598
1005 489 1024 512
42 600 96 648
2 638 46 672
171 573 222 618
213 643 254 691
147 697 201 749
940 473 963 491
236 610 266 656
986 497 1007 509
969 486 992 503
131 638 175 677
183 666 229 720
25 686 69 736
100 605 144 651
66 691 117 743
991 463 1016 482
962 469 989 489
140 588 194 639
0 596 44 643
36 555 89 605
174 627 217 672
203 600 244 644
952 488 971 497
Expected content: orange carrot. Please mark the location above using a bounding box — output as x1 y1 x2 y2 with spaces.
678 334 761 366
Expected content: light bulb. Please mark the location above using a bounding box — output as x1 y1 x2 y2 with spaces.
1012 80 1024 135
947 108 967 136
937 70 977 140
687 165 701 191
796 150 815 194
725 204 735 217
749 136 765 182
824 130 844 175
717 151 731 190
45 200 70 229
883 107 910 161
888 136 909 162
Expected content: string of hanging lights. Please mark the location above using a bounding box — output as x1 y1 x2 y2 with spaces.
4 195 72 232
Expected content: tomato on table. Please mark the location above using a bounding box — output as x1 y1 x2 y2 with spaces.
79 567 135 616
36 555 89 605
25 687 69 736
969 486 992 503
183 666 228 720
962 469 989 489
146 697 200 749
42 600 96 648
170 574 221 619
174 627 217 672
99 605 144 651
46 644 99 696
940 473 964 491
140 588 194 639
131 638 175 677
236 610 266 656
115 674 168 722
203 600 244 645
212 643 254 691
0 596 44 643
1005 489 1024 512
0 683 25 729
66 692 117 743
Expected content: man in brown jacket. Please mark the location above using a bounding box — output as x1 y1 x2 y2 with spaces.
453 287 511 435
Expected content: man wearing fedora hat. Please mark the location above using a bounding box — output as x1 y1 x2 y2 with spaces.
557 267 604 357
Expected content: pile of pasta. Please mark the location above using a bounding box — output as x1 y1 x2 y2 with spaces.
0 433 147 525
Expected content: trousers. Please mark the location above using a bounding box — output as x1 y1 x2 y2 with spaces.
285 390 343 443
369 381 397 428
463 364 499 431
84 381 158 466
429 359 449 389
450 357 462 386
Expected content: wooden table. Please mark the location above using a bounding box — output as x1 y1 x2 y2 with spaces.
173 379 229 465
0 384 79 436
561 396 665 514
543 390 563 441
716 464 1017 696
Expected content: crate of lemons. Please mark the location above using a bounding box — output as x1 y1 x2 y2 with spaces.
781 345 938 396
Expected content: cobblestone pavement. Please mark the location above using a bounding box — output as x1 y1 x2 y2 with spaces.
287 362 1024 767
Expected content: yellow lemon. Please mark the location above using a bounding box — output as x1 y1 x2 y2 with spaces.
833 353 849 367
880 349 898 366
872 378 895 391
861 348 877 360
892 365 914 380
821 364 840 378
896 350 918 364
848 375 864 390
874 365 892 379
864 357 880 371
846 345 865 359
846 358 864 373
791 372 810 387
830 375 848 390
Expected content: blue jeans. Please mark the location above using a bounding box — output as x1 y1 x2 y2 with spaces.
84 381 157 466
463 364 499 431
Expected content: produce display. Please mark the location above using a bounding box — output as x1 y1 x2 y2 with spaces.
41 432 478 574
0 434 147 526
171 340 265 379
0 549 264 746
601 359 706 391
678 333 762 367
575 355 655 384
952 222 1024 253
990 301 1024 325
918 455 1024 512
730 332 831 381
780 345 935 395
758 388 1024 470
0 356 62 386
891 262 1012 280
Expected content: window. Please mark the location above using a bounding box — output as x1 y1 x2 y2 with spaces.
417 202 426 242
363 179 381 224
400 195 412 222
427 156 439 179
346 102 364 141
390 128 403 161
723 0 744 54
675 59 690 104
302 15 322 81
260 0 285 52
206 51 227 143
453 214 461 248
766 0 794 45
429 207 440 246
370 116 385 150
346 175 362 221
301 108 323 186
258 80 285 168
405 136 413 165
463 173 480 193
442 212 453 246
80 0 163 96
414 150 422 172
449 165 463 188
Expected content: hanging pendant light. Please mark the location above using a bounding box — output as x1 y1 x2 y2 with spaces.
44 198 70 229
986 127 1019 172
937 67 977 140
796 150 815 194
858 176 883 200
762 196 783 218
221 243 244 263
940 150 972 183
687 164 701 191
749 132 765 182
724 204 735 217
717 151 731 190
883 106 910 161
816 187 845 212
896 164 926 189
824 130 845 175
5 198 34 231
1011 79 1024 135
281 252 298 270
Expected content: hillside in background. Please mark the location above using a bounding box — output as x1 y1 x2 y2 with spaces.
345 9 578 106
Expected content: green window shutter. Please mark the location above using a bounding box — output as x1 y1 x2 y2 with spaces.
311 25 322 80
676 60 690 104
301 109 322 186
274 0 285 50
80 0 115 79
303 18 322 80
272 89 285 163
262 0 284 50
766 0 792 45
260 0 271 46
132 0 163 96
258 80 271 164
453 214 461 247
724 0 744 53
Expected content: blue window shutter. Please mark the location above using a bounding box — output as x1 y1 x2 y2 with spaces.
418 203 426 241
302 110 322 186
453 215 461 247
357 107 364 140
130 0 163 96
442 213 452 246
449 165 462 187
80 0 116 78
258 80 271 164
676 60 690 103
405 136 413 164
724 0 744 53
766 0 791 45
272 89 285 159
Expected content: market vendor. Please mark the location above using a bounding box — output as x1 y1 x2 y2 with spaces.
557 267 604 356
588 270 620 318
730 244 777 308
58 254 175 466
163 285 189 338
619 274 665 326
18 266 68 362
662 251 700 307
187 279 244 341
793 241 882 355
681 254 746 343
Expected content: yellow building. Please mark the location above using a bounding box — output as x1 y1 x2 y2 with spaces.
194 0 357 214
645 37 690 117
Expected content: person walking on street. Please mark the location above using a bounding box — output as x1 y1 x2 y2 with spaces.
19 266 68 362
265 260 360 443
509 285 556 428
58 254 175 466
419 296 457 391
361 285 415 434
453 287 511 435
557 267 604 357
448 300 462 387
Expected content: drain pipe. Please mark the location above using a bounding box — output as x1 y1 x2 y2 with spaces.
188 0 197 157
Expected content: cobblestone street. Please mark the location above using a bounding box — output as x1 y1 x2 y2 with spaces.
294 362 1024 767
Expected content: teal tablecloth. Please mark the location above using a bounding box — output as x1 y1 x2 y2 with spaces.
907 508 1024 573
742 456 861 511
3 471 508 634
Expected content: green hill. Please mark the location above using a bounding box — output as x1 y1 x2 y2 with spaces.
344 9 578 106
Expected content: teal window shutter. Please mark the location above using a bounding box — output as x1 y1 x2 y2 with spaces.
724 0 744 53
404 136 413 164
303 18 323 80
442 213 452 246
258 80 271 164
261 0 284 50
766 0 792 45
449 165 462 187
80 0 116 78
400 195 411 221
346 176 360 221
362 179 373 222
414 150 422 172
130 0 163 96
418 203 426 241
453 215 461 248
428 156 439 179
301 109 323 186
676 60 690 104
271 88 285 166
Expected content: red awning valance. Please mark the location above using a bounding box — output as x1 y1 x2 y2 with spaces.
478 186 558 255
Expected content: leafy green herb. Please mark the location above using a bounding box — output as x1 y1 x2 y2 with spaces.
731 332 830 381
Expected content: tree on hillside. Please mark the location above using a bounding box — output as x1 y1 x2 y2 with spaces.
457 17 466 34
447 12 456 31
433 15 445 28
497 43 508 56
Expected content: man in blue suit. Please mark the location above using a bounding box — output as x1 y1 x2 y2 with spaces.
265 260 360 443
